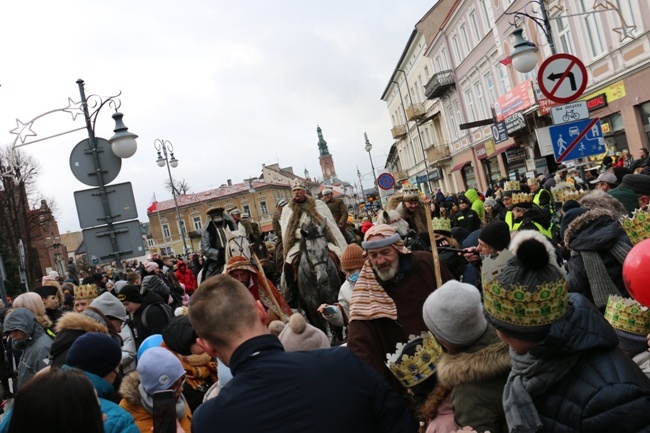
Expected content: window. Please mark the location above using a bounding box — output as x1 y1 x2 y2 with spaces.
460 24 472 54
260 200 269 215
474 82 487 119
555 14 575 54
479 0 494 28
179 220 186 234
147 238 155 247
451 35 463 63
435 56 442 72
465 89 477 121
484 72 497 105
192 216 202 231
446 104 459 140
243 205 251 216
441 48 450 69
417 75 424 102
424 65 430 80
469 11 481 41
613 0 636 27
497 64 511 94
580 0 605 57
162 223 170 238
454 100 463 128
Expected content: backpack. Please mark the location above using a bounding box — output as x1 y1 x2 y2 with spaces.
141 303 174 331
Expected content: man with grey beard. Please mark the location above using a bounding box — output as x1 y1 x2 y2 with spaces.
346 224 453 395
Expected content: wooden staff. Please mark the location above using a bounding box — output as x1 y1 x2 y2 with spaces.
423 199 443 287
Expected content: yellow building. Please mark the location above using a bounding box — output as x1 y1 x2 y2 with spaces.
148 179 291 255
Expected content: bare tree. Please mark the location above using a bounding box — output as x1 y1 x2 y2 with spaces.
165 178 191 195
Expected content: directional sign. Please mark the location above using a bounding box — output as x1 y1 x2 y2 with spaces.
549 118 606 162
550 101 589 125
538 53 588 104
377 172 395 190
504 111 526 135
491 121 508 144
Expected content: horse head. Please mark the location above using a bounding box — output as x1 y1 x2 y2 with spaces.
226 225 252 260
376 209 409 237
299 221 330 286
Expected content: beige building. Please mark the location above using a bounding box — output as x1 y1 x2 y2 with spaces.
148 179 291 256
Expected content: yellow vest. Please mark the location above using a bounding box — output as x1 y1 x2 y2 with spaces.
505 211 521 231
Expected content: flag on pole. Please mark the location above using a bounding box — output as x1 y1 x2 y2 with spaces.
498 56 512 66
147 194 157 213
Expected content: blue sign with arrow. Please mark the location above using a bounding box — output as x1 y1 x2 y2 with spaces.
549 118 606 162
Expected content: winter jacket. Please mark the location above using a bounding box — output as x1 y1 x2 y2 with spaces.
523 293 650 432
131 290 173 348
192 334 417 433
49 312 110 368
564 209 632 306
119 371 192 433
465 189 485 221
436 326 510 433
174 261 197 293
2 308 52 389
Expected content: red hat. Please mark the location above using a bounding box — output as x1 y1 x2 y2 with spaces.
225 256 257 275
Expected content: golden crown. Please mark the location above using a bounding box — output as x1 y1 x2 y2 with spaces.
74 284 98 300
431 217 451 233
401 187 421 201
604 295 650 336
620 209 650 245
503 181 521 192
511 192 533 205
386 332 443 388
551 182 575 202
481 252 568 327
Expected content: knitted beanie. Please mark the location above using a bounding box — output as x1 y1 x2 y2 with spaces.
478 221 511 251
66 332 122 378
137 347 185 395
117 285 143 304
422 280 488 346
113 280 128 293
341 244 365 272
162 315 197 356
90 292 128 322
278 314 330 351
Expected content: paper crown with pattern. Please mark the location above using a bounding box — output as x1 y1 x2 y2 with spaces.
620 209 650 245
401 187 421 202
386 332 443 388
291 178 306 190
604 295 650 336
482 250 568 327
74 284 98 301
511 192 533 205
503 181 521 192
551 182 574 202
431 217 452 233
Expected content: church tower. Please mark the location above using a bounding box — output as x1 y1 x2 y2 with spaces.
317 125 337 181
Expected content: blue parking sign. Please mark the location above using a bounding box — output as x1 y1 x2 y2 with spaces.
548 118 606 162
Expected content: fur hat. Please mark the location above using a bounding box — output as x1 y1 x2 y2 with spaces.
137 347 185 395
66 332 122 378
484 231 567 342
207 206 224 215
162 315 197 356
90 292 128 322
341 244 365 272
401 187 420 203
422 280 488 347
117 285 143 304
479 222 511 252
33 285 58 299
278 314 330 351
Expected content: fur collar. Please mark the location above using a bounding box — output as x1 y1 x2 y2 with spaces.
563 208 617 246
119 371 143 407
54 311 108 334
436 341 511 388
284 195 336 258
396 202 428 234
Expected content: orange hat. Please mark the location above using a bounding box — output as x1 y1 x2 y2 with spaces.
341 244 365 272
225 256 257 275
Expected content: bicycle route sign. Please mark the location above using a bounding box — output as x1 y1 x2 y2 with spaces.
550 101 589 125
538 53 588 104
549 118 605 162
377 172 395 190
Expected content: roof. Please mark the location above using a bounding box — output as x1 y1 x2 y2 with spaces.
149 180 289 214
380 29 418 100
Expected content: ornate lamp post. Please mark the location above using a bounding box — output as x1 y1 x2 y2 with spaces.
154 139 189 257
364 133 382 209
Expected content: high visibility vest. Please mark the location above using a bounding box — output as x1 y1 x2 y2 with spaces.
533 189 545 206
505 211 521 231
527 221 553 239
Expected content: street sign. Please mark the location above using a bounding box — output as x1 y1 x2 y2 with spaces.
549 118 606 162
74 182 138 229
538 53 588 104
551 101 589 125
504 111 526 134
377 172 395 190
82 219 145 265
69 138 122 187
491 121 508 144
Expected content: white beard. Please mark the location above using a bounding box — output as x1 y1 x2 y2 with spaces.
373 259 399 281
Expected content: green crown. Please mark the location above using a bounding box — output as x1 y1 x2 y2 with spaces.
432 217 451 233
604 295 650 336
386 332 443 388
621 209 650 245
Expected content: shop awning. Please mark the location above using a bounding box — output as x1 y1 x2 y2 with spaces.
450 161 471 172
489 143 516 157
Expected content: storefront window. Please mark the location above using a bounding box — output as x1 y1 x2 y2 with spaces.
640 102 650 147
463 164 478 191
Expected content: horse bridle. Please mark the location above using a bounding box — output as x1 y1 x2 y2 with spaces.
303 233 329 268
228 235 249 258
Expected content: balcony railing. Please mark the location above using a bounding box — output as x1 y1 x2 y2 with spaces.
427 145 451 163
424 70 455 99
391 124 407 139
406 103 426 121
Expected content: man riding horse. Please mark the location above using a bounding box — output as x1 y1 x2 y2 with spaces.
280 179 347 304
200 206 236 279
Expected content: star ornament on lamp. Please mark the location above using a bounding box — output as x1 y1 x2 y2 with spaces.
10 119 36 144
613 22 636 42
592 0 615 10
63 97 84 121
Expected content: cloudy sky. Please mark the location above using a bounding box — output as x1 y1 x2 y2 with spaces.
0 0 434 233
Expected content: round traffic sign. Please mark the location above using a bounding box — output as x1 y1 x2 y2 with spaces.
377 172 395 190
537 53 588 104
69 138 122 186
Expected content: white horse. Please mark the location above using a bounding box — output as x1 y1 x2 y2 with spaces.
225 225 252 261
375 209 410 237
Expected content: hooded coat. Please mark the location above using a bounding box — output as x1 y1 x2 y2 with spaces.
49 311 110 368
174 260 197 293
3 308 52 389
435 326 511 433
396 202 429 235
131 290 173 348
465 189 485 221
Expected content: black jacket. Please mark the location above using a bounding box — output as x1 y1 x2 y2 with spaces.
131 291 172 348
452 208 481 232
529 294 650 432
193 335 417 433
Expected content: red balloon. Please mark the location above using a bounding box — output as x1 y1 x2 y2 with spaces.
623 238 650 308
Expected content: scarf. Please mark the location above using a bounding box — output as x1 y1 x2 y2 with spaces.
580 240 630 308
349 260 397 321
139 383 188 420
178 352 218 393
503 347 580 433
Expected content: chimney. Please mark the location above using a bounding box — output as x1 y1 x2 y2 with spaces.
227 179 232 186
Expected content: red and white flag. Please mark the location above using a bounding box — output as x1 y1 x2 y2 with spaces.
146 194 157 213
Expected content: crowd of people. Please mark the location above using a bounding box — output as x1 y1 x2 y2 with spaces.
2 152 650 433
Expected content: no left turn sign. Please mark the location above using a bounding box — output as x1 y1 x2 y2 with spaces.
537 53 588 104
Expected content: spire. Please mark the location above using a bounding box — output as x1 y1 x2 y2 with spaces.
317 125 330 156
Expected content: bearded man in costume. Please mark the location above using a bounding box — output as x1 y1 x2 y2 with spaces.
200 207 235 279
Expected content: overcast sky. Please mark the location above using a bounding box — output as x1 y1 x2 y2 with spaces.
0 0 434 233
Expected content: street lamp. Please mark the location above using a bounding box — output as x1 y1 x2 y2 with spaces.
364 133 382 209
154 139 189 257
505 0 556 74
